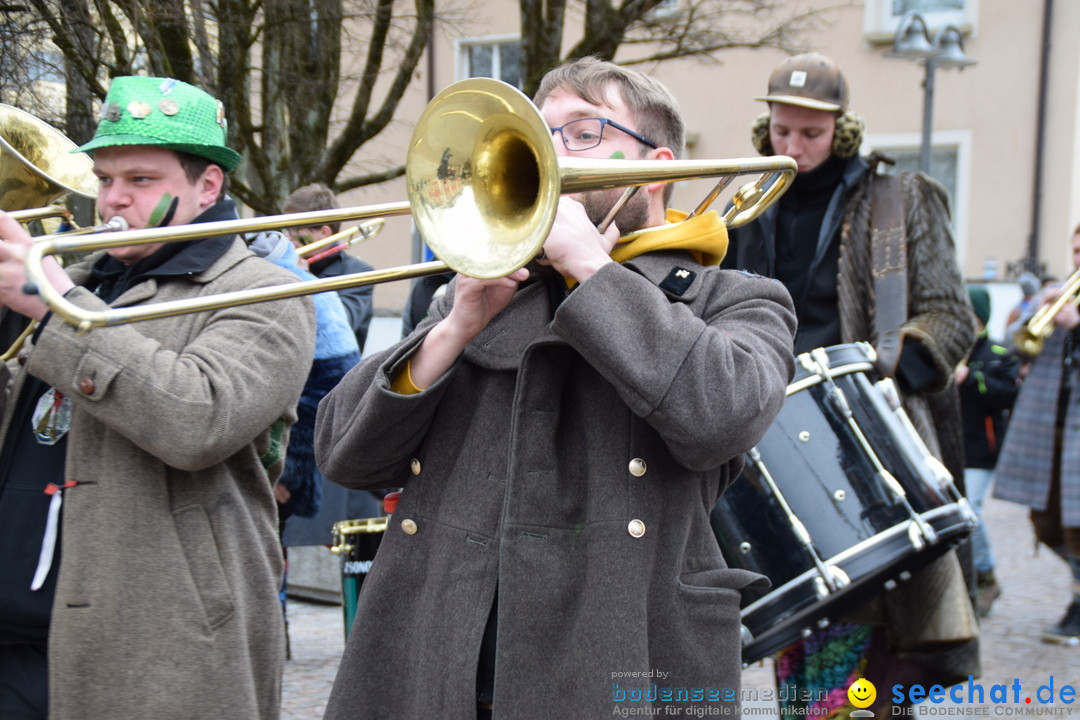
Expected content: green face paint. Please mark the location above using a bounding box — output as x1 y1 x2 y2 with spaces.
609 151 625 160
147 193 177 227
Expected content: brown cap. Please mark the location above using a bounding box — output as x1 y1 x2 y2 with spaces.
755 53 849 112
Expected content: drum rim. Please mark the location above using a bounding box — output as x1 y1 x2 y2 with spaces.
739 502 972 625
743 505 972 617
787 342 878 396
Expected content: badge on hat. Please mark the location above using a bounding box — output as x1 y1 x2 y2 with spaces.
127 101 152 119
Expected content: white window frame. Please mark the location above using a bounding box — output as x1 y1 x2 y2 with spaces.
454 34 522 86
864 129 973 268
864 0 978 42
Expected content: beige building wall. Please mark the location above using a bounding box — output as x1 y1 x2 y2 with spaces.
338 0 1080 315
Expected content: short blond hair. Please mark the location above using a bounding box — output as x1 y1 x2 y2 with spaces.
534 56 685 162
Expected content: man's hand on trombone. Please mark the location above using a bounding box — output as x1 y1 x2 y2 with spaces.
536 197 619 284
0 212 74 321
406 196 618 390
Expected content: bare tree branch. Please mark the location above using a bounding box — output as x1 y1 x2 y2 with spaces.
3 0 845 216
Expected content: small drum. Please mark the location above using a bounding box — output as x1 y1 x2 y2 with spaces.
330 517 387 638
711 343 976 664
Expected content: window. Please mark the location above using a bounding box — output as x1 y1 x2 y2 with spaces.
456 36 522 87
864 0 978 40
27 50 65 84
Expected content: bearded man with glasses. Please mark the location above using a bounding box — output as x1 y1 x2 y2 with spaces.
316 56 797 719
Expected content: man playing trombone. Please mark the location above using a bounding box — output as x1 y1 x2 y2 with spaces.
314 57 797 718
995 223 1080 643
0 77 315 719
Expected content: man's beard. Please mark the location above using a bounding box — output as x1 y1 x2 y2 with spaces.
578 186 651 235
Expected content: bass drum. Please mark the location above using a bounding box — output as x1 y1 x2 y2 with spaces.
711 343 976 664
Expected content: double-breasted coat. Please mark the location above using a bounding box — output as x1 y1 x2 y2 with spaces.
316 249 797 718
0 238 315 719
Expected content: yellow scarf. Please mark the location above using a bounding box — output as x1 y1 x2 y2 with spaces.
611 208 729 266
565 209 728 289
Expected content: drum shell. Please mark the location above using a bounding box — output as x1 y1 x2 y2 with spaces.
331 517 388 638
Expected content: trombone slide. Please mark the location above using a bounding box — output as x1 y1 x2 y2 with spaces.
20 77 796 332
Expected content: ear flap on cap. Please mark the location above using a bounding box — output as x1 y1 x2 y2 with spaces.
753 109 865 160
832 111 864 159
751 112 773 156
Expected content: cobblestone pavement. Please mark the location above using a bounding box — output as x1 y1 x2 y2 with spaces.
281 495 1080 719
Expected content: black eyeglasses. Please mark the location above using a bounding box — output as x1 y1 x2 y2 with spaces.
550 117 658 152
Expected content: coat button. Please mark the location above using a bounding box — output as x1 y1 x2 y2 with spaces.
401 519 418 535
410 459 421 475
628 519 646 538
628 458 647 476
78 377 95 395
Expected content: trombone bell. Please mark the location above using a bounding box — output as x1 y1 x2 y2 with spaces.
1 104 97 212
407 79 558 278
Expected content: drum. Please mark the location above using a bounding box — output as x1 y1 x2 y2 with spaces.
330 516 387 638
711 343 976 664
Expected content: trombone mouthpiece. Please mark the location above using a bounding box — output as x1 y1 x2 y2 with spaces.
103 217 129 232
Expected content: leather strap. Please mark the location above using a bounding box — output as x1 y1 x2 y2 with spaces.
870 173 907 377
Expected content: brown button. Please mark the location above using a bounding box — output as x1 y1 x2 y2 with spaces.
401 519 418 535
410 459 421 475
628 458 647 477
78 377 95 395
628 519 646 538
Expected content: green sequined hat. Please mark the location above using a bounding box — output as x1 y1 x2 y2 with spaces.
75 76 241 172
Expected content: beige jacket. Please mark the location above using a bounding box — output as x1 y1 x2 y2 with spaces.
1 239 315 719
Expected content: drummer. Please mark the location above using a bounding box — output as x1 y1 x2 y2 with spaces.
721 53 976 715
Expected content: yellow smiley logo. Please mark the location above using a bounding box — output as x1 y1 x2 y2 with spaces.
848 678 876 709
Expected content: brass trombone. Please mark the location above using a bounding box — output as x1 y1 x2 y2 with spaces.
294 219 386 262
22 78 796 333
1 104 97 213
1012 269 1080 356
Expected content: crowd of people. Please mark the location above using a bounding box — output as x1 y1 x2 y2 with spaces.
0 48 1075 720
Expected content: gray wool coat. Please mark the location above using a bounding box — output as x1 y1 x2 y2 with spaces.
994 329 1080 526
315 251 797 719
0 239 315 720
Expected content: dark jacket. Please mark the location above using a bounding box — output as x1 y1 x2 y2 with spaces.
958 333 1020 469
315 249 797 718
